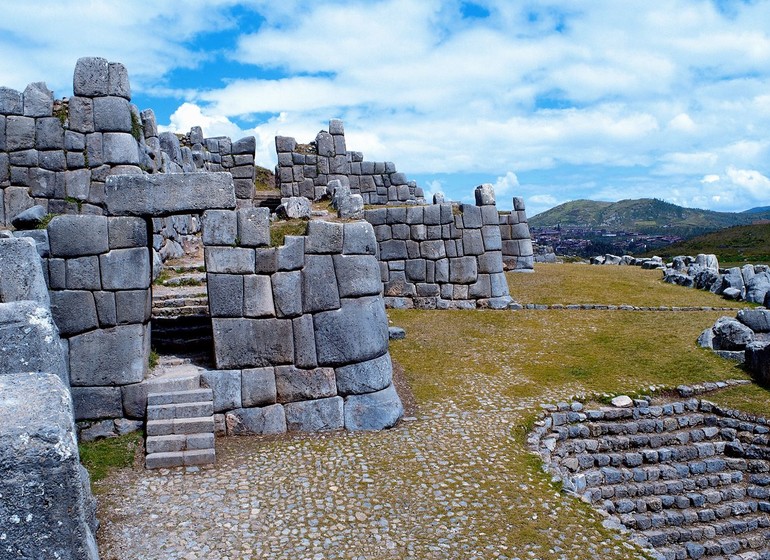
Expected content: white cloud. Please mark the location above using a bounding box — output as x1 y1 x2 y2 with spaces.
493 172 521 199
161 102 243 140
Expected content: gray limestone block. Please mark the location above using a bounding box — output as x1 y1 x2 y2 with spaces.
423 204 441 225
159 131 182 163
405 206 424 224
303 254 341 313
65 255 101 290
343 221 377 255
86 132 103 166
36 117 64 149
421 239 447 260
481 225 503 251
275 365 337 403
314 296 389 367
100 247 151 290
474 183 496 206
461 204 483 228
449 256 478 283
305 220 343 254
48 259 66 290
108 62 131 99
344 383 403 431
201 369 242 413
28 168 56 197
0 237 50 305
202 209 237 246
108 216 147 249
237 207 270 247
232 136 256 154
93 291 117 327
241 367 277 407
0 302 68 382
490 272 509 297
68 96 94 133
329 119 345 135
226 404 286 435
469 274 491 298
207 273 244 317
102 132 139 164
71 386 123 420
364 208 387 226
737 308 770 333
386 207 407 224
293 314 318 369
0 87 22 115
393 223 411 240
477 250 504 274
5 186 35 223
426 225 442 240
416 283 439 297
335 352 392 396
23 82 53 117
73 57 110 96
10 148 38 167
390 172 408 185
233 178 255 199
64 168 91 200
6 115 35 150
380 239 408 260
93 96 132 132
48 214 109 257
480 205 499 226
284 396 344 432
405 259 426 282
510 223 531 239
435 258 449 283
43 149 69 171
462 229 485 256
244 275 276 317
212 318 294 369
333 254 382 297
69 323 146 386
254 247 278 274
205 246 255 274
513 197 526 211
272 271 302 318
115 290 150 324
105 172 236 216
374 224 392 242
0 372 99 560
275 136 297 154
12 229 49 258
316 131 334 157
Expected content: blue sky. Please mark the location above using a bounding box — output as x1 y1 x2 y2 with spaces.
2 1 770 216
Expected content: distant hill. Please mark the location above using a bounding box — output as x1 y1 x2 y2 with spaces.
646 223 770 266
744 206 770 214
529 198 770 238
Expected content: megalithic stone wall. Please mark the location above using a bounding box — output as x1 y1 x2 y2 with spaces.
499 196 534 272
202 213 403 433
275 119 426 205
363 185 513 309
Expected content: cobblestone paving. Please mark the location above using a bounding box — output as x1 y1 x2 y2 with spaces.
97 379 649 559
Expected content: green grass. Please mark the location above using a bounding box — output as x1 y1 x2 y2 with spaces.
79 431 143 489
270 219 308 246
254 165 276 192
507 262 754 307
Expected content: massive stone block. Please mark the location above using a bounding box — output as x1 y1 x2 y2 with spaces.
275 366 337 403
333 254 382 298
49 290 99 336
48 215 109 257
105 172 236 216
314 296 389 366
69 324 147 386
73 56 110 97
0 237 50 305
200 369 242 412
100 247 151 290
284 396 344 432
344 384 403 431
0 372 98 560
226 404 286 435
0 302 68 383
241 367 277 407
335 352 393 396
303 255 340 313
212 318 294 369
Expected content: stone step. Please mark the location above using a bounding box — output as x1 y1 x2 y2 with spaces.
581 460 740 489
642 516 770 552
147 388 213 406
656 530 770 559
610 486 753 515
145 433 215 454
145 448 215 469
620 498 763 531
121 371 201 419
146 401 214 421
563 425 724 452
146 416 215 437
152 305 210 318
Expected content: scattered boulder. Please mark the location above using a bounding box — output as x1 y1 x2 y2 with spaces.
745 272 770 304
694 253 719 271
276 197 311 219
737 308 770 333
388 326 406 340
711 316 754 351
610 395 633 408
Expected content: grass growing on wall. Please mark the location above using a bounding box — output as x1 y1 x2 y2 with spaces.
270 219 308 247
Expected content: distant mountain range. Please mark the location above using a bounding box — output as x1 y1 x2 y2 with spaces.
647 222 770 266
529 198 770 238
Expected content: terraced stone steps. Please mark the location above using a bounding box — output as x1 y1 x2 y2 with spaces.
145 388 216 469
532 397 770 559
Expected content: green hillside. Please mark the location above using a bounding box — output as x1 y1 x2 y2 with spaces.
649 222 770 266
529 198 770 237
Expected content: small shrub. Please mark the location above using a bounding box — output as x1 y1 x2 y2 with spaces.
148 349 160 369
36 213 57 230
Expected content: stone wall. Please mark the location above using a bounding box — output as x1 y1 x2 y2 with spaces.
202 213 403 432
499 196 534 272
275 119 425 205
363 185 512 309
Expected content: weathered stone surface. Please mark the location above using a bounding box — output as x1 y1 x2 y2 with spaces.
276 197 312 219
303 255 341 313
737 308 770 333
314 296 389 367
108 216 147 249
0 302 68 383
449 256 477 283
0 237 50 305
23 82 53 117
237 207 270 247
333 254 382 297
0 372 98 560
207 274 244 317
93 96 132 132
284 396 344 432
244 275 276 317
695 253 719 271
275 365 337 402
474 183 495 205
105 172 236 216
100 247 151 290
202 209 237 246
48 215 109 257
11 205 45 230
50 290 98 336
65 256 101 290
277 235 305 271
115 290 150 324
712 316 754 350
201 369 242 412
343 222 377 255
212 318 294 369
71 386 123 420
69 324 146 386
335 352 393 396
108 62 131 99
0 86 23 115
292 314 318 369
241 367 277 407
205 246 255 274
344 383 403 431
746 272 770 304
6 115 35 150
102 132 139 164
73 56 110 96
226 404 286 435
305 221 343 254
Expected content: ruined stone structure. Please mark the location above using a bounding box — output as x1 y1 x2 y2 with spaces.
275 119 426 205
530 393 770 559
499 196 534 272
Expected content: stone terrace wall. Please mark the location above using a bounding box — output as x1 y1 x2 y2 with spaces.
500 196 534 272
364 187 512 309
202 214 403 432
275 119 426 205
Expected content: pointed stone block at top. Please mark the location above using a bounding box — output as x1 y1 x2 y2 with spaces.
22 82 53 117
73 57 110 97
474 184 495 206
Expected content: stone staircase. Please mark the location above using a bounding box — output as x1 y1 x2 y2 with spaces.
145 388 216 469
533 399 770 559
